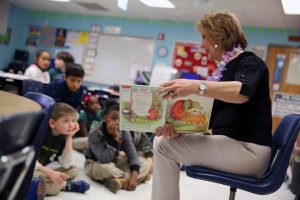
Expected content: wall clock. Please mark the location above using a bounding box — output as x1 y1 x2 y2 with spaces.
157 46 168 58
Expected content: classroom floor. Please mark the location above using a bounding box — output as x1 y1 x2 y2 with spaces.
46 151 296 200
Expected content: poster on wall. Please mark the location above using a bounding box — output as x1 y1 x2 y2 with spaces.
26 25 41 46
0 27 11 45
172 41 216 79
286 53 300 85
64 30 85 64
55 28 67 47
272 92 300 118
40 26 56 47
272 54 286 91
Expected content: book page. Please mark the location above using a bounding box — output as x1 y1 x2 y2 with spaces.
166 94 214 133
120 84 214 134
120 84 167 132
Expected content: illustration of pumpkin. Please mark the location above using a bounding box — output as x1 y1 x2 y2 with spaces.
148 108 158 120
170 100 186 120
185 112 205 124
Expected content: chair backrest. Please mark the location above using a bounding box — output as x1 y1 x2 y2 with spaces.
22 79 45 96
24 92 55 116
262 114 300 187
15 92 55 200
0 111 46 155
98 94 110 108
0 110 47 200
92 89 112 99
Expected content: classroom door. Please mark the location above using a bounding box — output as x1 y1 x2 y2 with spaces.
266 45 300 140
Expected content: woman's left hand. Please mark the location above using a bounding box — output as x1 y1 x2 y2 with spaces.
157 79 199 99
155 124 180 138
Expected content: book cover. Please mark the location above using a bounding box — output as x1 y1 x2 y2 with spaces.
120 84 214 133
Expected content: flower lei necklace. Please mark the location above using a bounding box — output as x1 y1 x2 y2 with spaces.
207 43 244 81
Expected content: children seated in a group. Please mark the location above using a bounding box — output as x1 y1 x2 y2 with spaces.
31 103 90 198
44 63 87 111
49 51 74 82
73 93 103 151
24 50 51 84
84 99 151 193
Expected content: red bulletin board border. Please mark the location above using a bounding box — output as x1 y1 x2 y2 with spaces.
171 41 216 79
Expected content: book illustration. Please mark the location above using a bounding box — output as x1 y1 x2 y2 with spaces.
120 84 213 133
120 85 167 132
166 96 212 133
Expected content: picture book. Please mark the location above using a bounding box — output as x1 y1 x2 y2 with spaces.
119 84 214 133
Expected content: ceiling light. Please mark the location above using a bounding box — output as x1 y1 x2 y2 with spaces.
118 0 128 11
139 0 175 8
49 0 70 2
281 0 300 15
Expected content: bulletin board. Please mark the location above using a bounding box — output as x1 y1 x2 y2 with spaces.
172 41 216 79
83 34 155 85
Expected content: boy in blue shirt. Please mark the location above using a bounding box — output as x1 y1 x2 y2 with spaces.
44 63 87 111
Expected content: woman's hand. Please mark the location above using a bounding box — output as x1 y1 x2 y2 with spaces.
157 79 199 99
155 124 180 138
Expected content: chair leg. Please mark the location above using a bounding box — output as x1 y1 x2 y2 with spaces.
229 187 237 200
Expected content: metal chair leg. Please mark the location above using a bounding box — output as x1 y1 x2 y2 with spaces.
229 187 237 200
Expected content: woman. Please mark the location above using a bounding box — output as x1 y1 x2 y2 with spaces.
151 11 272 200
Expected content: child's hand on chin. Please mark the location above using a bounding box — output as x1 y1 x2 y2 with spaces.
64 123 79 137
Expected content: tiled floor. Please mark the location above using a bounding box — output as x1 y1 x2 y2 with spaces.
46 151 296 200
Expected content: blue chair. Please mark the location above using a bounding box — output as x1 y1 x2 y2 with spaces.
15 92 55 200
22 79 45 96
0 110 47 200
24 92 55 116
186 114 300 200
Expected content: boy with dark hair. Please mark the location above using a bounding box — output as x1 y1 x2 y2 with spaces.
30 103 90 198
44 63 87 111
84 100 151 193
49 51 75 82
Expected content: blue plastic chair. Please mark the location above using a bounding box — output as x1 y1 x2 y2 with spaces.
15 92 56 200
186 114 300 200
0 110 47 200
22 79 45 96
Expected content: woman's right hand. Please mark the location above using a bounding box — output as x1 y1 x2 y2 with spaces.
155 124 180 138
49 170 69 186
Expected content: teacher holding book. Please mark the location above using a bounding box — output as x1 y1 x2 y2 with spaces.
152 10 272 200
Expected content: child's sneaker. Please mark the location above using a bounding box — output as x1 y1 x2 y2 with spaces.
25 176 46 200
65 180 90 193
103 178 127 193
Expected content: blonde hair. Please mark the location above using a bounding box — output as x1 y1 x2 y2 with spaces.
195 10 248 51
51 103 77 121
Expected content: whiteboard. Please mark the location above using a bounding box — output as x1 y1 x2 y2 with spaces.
84 34 155 85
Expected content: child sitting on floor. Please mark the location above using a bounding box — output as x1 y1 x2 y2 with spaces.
73 93 103 151
84 99 151 193
31 103 90 197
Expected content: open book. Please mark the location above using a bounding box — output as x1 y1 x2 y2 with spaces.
120 84 214 133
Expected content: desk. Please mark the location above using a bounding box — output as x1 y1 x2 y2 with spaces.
0 90 41 116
